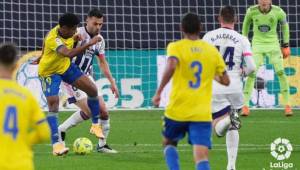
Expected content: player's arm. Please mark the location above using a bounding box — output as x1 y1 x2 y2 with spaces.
242 8 252 37
97 54 119 98
215 71 230 86
214 50 230 86
279 9 291 58
28 95 50 145
241 37 256 76
242 55 256 76
56 36 101 58
152 56 177 107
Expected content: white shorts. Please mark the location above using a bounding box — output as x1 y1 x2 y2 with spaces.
212 93 244 114
63 75 101 104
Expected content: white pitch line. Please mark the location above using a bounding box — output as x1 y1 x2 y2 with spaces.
35 143 300 147
245 120 299 124
34 147 300 155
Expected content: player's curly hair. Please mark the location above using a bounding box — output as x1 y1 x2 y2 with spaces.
181 13 201 34
59 13 80 27
0 43 18 66
88 9 103 18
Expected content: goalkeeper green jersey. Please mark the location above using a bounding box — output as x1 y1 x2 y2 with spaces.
242 5 289 46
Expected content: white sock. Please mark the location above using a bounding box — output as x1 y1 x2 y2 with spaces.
98 119 110 147
215 116 231 137
58 110 87 132
226 129 239 170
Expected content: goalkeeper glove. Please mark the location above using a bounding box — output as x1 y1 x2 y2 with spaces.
281 43 291 59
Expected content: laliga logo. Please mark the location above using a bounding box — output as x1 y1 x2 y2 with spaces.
270 138 293 160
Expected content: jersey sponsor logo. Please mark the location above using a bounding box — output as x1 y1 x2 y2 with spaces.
55 38 63 46
258 25 271 32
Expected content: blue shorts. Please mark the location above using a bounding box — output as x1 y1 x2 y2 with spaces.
162 117 212 149
212 106 230 120
39 63 83 97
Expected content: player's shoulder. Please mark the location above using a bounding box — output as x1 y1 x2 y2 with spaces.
199 39 219 54
0 79 33 100
97 34 105 43
203 29 218 39
47 25 59 39
247 5 259 12
271 5 285 14
167 40 179 49
271 5 283 11
45 25 60 43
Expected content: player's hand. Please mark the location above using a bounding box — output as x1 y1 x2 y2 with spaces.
152 94 161 107
111 82 119 98
31 56 41 65
89 36 101 46
281 44 291 59
240 68 246 77
73 33 83 42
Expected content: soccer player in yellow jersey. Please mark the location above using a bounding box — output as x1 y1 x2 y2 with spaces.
38 13 103 156
152 13 230 170
0 43 50 170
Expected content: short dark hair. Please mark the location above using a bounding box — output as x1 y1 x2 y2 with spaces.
181 13 201 34
220 6 236 23
88 9 103 18
59 13 80 27
0 43 18 66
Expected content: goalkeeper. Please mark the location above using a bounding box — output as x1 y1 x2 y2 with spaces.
242 0 292 116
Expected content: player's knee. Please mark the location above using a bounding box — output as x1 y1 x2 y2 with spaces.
47 97 59 112
100 110 109 120
87 84 98 97
162 138 177 147
228 125 238 131
193 146 209 163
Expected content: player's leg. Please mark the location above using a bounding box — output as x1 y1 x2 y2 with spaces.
58 98 90 145
96 96 118 153
225 93 243 170
162 117 187 170
226 126 239 170
212 94 231 137
242 50 264 116
189 122 212 170
61 63 104 138
269 50 292 116
39 75 69 155
58 92 117 153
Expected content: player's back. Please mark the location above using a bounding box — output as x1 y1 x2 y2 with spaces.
203 28 251 94
165 39 225 122
0 79 41 170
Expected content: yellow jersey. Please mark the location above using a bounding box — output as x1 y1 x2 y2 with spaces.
38 25 74 77
0 79 49 170
165 39 226 122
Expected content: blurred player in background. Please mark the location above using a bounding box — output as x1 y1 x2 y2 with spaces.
38 13 104 156
152 13 230 170
203 6 256 170
58 9 119 153
242 0 292 116
0 43 50 170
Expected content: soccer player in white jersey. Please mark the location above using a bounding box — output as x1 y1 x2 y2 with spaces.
58 9 119 153
203 6 256 170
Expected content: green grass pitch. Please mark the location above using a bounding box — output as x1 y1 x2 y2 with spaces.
34 110 300 170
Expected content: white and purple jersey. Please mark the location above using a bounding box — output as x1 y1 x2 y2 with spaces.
203 27 255 94
73 27 105 74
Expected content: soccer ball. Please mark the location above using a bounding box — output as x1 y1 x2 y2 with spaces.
73 137 93 155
